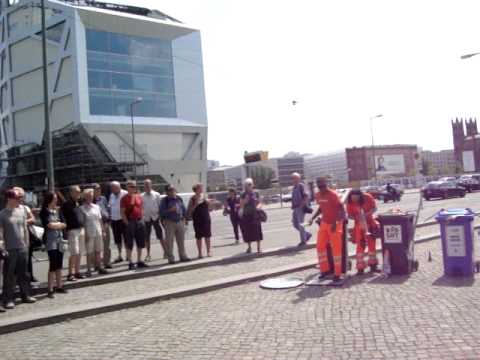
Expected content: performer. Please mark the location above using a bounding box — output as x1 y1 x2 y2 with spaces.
346 189 380 275
309 177 345 283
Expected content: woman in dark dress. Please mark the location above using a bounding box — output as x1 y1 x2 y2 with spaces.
187 183 212 259
239 178 263 254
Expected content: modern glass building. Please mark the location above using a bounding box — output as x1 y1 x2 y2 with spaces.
0 0 208 191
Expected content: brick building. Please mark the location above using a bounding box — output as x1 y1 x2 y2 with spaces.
452 118 480 173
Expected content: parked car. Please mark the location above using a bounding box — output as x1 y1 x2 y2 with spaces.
422 181 466 200
438 176 457 182
457 174 480 193
281 193 292 202
363 186 382 200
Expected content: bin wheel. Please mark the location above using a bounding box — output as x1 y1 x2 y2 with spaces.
413 260 419 272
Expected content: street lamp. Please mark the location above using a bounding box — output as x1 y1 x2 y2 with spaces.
130 97 142 181
370 114 383 181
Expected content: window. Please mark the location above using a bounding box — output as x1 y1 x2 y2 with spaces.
36 21 65 43
85 29 176 118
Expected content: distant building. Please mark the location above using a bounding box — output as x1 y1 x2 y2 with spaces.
421 150 456 174
452 118 480 173
207 160 220 170
207 166 230 191
304 151 348 185
346 145 419 182
276 157 305 187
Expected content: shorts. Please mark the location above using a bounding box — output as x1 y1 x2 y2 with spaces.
48 249 64 272
68 228 85 256
125 220 146 250
85 231 104 254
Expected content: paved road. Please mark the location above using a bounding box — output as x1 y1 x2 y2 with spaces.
2 237 480 359
29 191 480 282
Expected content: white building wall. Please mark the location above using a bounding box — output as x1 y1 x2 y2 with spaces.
2 0 208 193
304 151 349 184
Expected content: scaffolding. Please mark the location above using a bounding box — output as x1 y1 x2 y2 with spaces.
2 123 166 192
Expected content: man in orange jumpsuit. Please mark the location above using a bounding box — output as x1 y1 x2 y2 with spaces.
309 177 346 283
346 189 379 275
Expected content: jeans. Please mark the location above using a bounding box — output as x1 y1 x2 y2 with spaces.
292 207 311 243
2 248 31 303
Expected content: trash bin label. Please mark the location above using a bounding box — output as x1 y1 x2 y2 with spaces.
384 225 402 244
446 225 466 257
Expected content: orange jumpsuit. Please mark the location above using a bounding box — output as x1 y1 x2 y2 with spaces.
347 193 379 271
315 189 344 277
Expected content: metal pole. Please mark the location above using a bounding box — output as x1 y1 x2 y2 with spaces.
41 0 54 191
370 117 376 181
130 102 137 181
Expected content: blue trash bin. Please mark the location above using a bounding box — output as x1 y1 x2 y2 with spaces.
435 208 475 276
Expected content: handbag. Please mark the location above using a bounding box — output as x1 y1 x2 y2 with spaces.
28 225 44 250
255 209 268 223
58 239 69 253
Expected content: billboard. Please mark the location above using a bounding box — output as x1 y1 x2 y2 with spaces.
462 151 475 172
375 154 405 175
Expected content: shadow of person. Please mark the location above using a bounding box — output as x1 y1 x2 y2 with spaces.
432 274 475 287
367 274 410 285
291 273 332 304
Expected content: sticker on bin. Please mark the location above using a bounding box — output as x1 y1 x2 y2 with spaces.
446 225 466 257
384 225 402 244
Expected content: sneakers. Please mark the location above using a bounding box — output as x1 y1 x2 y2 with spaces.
85 271 92 278
22 296 36 304
74 273 85 280
179 257 191 263
113 256 123 264
55 288 68 294
67 274 77 282
47 291 55 299
318 272 330 280
128 262 137 271
105 264 113 269
4 301 15 309
137 261 148 269
144 255 152 263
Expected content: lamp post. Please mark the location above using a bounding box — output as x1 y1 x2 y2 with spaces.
370 114 383 182
130 97 143 181
41 0 54 191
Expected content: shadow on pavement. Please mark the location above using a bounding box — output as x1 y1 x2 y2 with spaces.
291 273 332 304
367 274 410 285
432 275 475 287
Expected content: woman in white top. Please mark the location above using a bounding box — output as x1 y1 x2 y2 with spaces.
80 189 108 276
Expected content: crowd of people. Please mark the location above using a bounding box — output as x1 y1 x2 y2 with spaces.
0 172 380 309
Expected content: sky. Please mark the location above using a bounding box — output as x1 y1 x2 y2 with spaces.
115 0 480 165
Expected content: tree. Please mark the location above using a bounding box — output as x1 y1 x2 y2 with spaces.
420 160 434 176
249 166 275 189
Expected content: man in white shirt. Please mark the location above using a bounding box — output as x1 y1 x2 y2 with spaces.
108 181 127 263
141 179 166 262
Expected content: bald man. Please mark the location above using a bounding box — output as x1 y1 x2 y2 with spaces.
291 172 312 246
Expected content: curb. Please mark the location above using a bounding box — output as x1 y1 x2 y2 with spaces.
0 232 444 335
0 261 317 335
31 243 318 295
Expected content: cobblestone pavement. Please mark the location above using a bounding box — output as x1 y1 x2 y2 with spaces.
0 222 442 321
3 237 480 359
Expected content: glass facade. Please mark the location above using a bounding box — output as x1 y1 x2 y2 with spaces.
86 29 177 118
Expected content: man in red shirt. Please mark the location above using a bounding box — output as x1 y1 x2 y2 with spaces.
309 177 346 283
121 180 148 270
